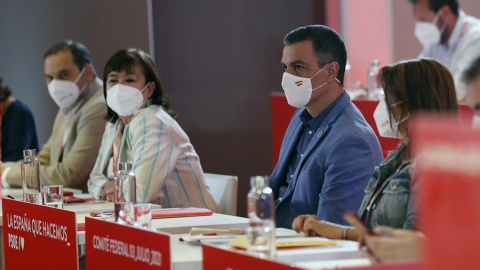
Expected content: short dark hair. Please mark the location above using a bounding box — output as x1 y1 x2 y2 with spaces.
44 40 94 71
0 76 12 102
409 0 459 16
103 48 176 123
462 55 480 85
284 25 347 85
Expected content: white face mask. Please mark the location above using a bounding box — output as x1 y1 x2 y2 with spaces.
106 83 149 117
374 99 408 139
281 65 340 108
47 68 86 109
472 115 480 129
414 10 446 46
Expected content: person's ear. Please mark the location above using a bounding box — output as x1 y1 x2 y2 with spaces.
147 82 156 99
438 5 452 22
84 64 94 82
327 62 339 80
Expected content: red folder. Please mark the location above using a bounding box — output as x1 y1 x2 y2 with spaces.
83 207 213 230
152 207 213 218
63 196 97 204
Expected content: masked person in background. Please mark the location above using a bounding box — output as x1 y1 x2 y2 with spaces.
292 58 458 241
269 25 383 229
0 40 106 191
87 48 219 211
409 0 480 102
463 55 480 128
0 76 39 162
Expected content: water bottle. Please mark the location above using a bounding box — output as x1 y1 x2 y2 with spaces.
246 176 276 258
368 60 382 99
114 163 137 224
21 149 42 204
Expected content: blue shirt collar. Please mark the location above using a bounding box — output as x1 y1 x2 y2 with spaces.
299 91 346 131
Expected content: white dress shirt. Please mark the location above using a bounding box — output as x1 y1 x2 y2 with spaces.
419 10 480 102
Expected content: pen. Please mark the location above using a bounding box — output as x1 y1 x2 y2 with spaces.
190 227 245 236
90 212 114 217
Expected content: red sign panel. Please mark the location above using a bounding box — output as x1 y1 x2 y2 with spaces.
85 217 170 270
2 198 78 269
203 243 423 270
202 243 305 270
411 116 480 270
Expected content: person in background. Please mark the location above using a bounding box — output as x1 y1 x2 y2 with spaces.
463 55 480 128
0 40 107 191
88 48 219 211
269 25 383 229
409 0 480 102
0 76 38 161
292 59 458 240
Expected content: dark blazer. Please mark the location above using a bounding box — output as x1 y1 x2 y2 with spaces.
270 92 383 228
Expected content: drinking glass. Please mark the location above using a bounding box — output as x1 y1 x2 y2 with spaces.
43 185 63 209
134 203 152 229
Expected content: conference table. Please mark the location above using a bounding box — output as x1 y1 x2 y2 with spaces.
0 191 374 270
1 187 83 201
176 234 368 270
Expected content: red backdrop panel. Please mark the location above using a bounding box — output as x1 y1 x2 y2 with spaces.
270 92 473 167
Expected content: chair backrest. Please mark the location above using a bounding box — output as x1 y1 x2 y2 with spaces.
203 173 238 215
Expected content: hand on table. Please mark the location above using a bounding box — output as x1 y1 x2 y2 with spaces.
292 215 343 239
99 180 114 202
363 226 425 263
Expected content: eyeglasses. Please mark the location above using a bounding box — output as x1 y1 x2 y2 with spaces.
390 101 402 108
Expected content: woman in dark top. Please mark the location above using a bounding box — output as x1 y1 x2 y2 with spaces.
0 76 39 161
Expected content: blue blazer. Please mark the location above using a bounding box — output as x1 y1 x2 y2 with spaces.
270 93 383 228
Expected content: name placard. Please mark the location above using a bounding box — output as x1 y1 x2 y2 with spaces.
202 242 423 270
85 217 170 269
202 243 302 270
412 117 480 270
2 198 78 269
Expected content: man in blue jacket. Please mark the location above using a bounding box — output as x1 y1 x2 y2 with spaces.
270 25 383 229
